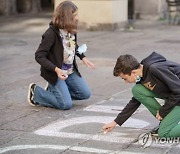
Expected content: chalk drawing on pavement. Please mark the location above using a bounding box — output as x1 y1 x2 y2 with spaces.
34 116 149 143
0 144 113 154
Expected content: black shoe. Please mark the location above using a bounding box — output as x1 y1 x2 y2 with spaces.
27 83 38 106
150 125 159 137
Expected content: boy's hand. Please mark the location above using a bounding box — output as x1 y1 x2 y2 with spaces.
102 121 117 134
156 110 163 121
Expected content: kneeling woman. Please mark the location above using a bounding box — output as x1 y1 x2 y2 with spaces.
27 1 95 110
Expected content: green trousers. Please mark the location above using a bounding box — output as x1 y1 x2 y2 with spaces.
132 84 180 138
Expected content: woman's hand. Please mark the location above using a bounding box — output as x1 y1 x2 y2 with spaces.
102 121 117 134
82 57 95 69
156 110 163 121
55 67 68 80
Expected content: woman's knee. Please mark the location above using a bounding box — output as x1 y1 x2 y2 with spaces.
84 90 91 99
63 104 73 110
78 90 91 100
55 100 73 110
60 103 73 110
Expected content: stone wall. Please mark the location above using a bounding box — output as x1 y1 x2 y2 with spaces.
0 0 49 15
0 0 16 15
134 0 167 19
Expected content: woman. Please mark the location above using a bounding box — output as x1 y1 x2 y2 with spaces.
27 1 95 110
102 52 180 138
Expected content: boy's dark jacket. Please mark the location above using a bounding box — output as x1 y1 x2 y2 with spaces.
115 52 180 126
35 22 85 86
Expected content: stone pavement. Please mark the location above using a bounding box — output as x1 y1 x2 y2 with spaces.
0 13 180 153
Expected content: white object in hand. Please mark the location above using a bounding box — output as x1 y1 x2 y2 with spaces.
77 44 87 54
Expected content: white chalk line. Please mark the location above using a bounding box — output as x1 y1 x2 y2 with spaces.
111 89 131 97
84 105 124 114
34 116 149 143
0 144 113 154
84 103 146 115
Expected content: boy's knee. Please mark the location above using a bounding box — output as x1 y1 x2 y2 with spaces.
132 84 144 99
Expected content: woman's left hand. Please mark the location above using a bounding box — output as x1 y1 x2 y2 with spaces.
82 57 95 69
156 110 163 121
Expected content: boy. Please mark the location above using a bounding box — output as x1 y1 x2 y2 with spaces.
102 52 180 138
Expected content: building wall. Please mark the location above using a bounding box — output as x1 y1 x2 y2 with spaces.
134 0 167 19
0 0 168 25
0 0 16 15
0 0 52 15
55 0 128 29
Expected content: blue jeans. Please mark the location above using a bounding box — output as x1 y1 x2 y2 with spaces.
33 71 91 110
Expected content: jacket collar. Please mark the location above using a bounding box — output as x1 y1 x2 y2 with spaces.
49 21 60 36
141 52 166 79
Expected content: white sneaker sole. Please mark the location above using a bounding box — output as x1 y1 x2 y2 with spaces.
44 82 48 90
27 83 36 106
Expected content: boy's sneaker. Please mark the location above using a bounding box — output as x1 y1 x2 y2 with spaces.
150 125 159 137
27 83 38 106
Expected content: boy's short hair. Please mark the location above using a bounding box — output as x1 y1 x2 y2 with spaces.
113 54 140 76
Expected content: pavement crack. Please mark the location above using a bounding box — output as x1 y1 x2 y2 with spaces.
0 110 39 127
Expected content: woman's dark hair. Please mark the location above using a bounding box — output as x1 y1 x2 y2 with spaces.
113 54 140 76
52 1 78 33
